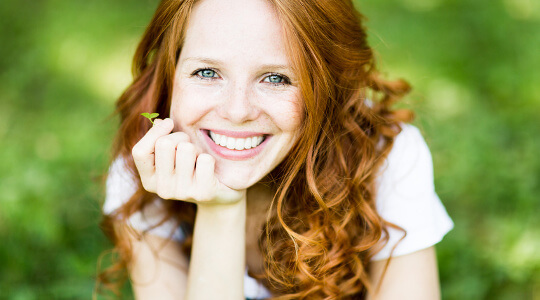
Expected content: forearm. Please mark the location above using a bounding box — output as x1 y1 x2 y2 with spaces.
185 196 247 300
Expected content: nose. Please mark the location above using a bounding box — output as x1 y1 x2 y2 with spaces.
218 83 260 123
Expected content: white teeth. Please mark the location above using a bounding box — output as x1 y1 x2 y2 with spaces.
210 131 218 144
226 137 235 149
209 131 265 150
219 136 227 147
234 138 245 150
244 137 252 149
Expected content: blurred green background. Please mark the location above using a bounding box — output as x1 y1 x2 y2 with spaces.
0 0 538 299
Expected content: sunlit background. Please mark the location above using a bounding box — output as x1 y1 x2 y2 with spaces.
0 0 538 299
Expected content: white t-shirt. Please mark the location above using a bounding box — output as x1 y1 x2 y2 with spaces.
103 124 453 299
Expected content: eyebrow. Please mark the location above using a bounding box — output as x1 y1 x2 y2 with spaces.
181 56 291 72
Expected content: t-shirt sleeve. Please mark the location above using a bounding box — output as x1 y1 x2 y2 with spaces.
371 124 453 261
103 157 184 242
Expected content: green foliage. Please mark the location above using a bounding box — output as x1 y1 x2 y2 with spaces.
0 0 538 299
358 0 540 298
140 112 159 125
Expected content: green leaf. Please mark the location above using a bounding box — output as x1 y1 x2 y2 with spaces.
140 112 159 125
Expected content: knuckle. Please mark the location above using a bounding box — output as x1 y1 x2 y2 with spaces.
131 145 145 159
177 142 196 154
171 132 191 143
178 132 190 142
155 136 174 151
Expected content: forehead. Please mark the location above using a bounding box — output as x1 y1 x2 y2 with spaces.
180 0 289 65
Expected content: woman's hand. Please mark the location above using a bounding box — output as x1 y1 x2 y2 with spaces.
132 118 245 205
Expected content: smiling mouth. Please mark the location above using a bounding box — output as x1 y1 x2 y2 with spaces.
207 130 266 150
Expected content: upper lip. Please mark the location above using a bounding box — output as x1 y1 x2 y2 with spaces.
203 129 269 138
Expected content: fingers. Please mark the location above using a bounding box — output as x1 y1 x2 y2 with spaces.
175 142 197 186
133 119 175 157
132 118 175 177
133 118 190 194
194 154 216 201
132 119 244 204
155 133 190 198
195 153 215 185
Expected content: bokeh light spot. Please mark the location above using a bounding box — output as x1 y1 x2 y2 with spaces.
55 37 135 102
503 0 540 20
426 78 471 118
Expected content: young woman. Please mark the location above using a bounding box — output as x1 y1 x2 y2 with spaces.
99 0 453 299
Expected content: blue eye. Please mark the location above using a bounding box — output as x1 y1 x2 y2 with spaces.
194 68 219 79
263 74 290 85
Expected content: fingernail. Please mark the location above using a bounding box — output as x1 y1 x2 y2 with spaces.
153 119 163 125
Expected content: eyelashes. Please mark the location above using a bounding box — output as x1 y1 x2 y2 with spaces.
190 68 291 86
193 68 219 79
262 73 291 85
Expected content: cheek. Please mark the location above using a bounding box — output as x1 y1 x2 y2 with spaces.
264 97 304 132
170 84 216 127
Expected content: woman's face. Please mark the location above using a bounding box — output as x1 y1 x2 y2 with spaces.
170 0 303 190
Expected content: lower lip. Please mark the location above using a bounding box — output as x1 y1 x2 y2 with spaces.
202 131 270 161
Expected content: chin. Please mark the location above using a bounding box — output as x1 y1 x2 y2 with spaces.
215 166 264 190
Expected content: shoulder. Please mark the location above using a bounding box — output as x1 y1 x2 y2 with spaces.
372 124 453 260
377 124 434 194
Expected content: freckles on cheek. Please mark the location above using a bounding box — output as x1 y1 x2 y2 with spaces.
269 98 304 131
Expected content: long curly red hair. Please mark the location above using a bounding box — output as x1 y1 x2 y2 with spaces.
97 0 412 299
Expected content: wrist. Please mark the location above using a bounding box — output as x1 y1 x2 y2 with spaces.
196 194 247 220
